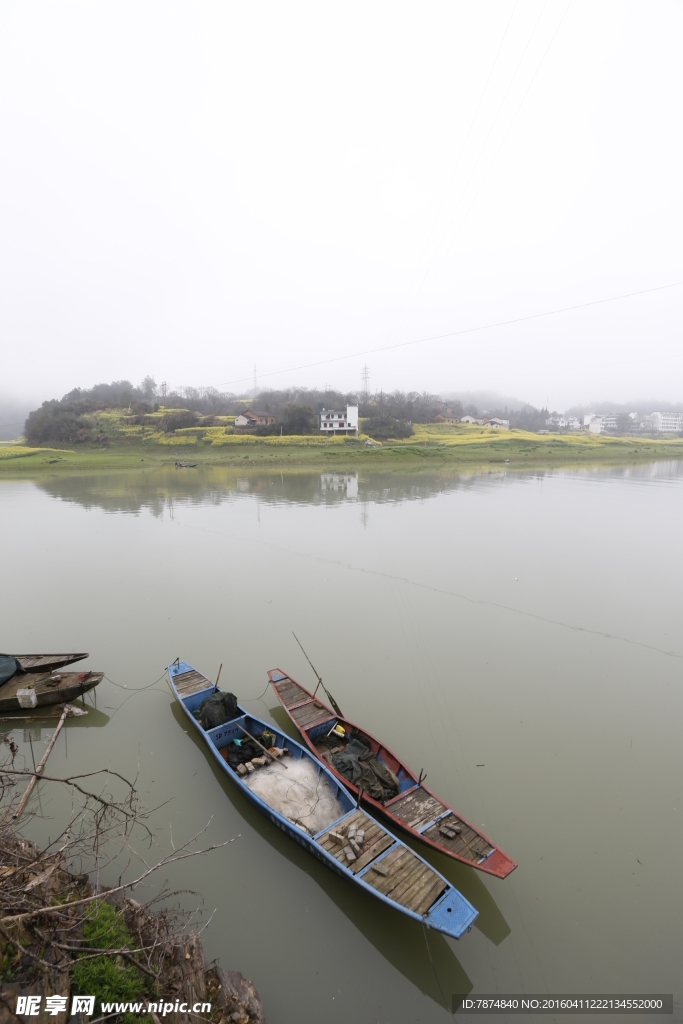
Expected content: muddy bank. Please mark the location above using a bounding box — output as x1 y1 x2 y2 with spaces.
0 834 264 1024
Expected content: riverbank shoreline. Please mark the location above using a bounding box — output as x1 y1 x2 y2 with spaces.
0 830 265 1024
2 427 683 476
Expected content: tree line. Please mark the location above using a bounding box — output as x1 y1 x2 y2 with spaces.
23 376 548 445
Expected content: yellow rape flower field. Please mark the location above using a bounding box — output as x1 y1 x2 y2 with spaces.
2 413 683 475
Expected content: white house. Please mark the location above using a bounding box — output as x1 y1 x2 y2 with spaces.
460 415 483 425
320 406 358 435
488 417 510 429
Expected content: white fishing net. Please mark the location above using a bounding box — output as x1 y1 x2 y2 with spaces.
244 756 346 835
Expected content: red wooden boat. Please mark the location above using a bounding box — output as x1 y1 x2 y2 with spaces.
268 668 516 879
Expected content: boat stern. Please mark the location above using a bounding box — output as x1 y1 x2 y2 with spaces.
423 886 478 940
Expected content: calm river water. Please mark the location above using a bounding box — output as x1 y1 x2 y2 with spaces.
2 463 682 1021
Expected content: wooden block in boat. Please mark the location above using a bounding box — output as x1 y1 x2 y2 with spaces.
344 847 356 863
236 764 247 776
329 831 344 846
370 861 389 877
350 835 393 874
245 762 255 773
252 756 267 767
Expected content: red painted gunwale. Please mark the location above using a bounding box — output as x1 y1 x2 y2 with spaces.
267 668 516 879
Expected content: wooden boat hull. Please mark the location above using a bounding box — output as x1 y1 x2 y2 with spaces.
267 668 517 880
11 653 89 673
168 661 479 941
0 671 103 712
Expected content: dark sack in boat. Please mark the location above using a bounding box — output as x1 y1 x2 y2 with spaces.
331 737 399 802
0 656 24 688
198 691 239 730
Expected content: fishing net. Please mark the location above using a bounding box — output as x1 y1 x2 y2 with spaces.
197 691 239 730
244 757 346 835
331 737 399 802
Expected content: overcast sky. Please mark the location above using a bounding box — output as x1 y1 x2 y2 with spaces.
1 1 681 411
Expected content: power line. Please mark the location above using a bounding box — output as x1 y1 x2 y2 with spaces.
206 279 682 391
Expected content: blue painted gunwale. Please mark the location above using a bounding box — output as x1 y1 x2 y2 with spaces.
168 661 478 941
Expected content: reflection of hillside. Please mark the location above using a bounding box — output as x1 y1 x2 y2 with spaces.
38 466 499 515
38 460 681 515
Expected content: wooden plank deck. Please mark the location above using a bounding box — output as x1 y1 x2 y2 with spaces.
290 701 334 730
422 814 493 861
363 845 448 914
388 788 493 861
390 788 446 829
174 670 213 697
316 811 446 914
272 678 312 708
317 811 391 875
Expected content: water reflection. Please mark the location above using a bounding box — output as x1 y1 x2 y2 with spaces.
37 459 683 517
170 701 473 1010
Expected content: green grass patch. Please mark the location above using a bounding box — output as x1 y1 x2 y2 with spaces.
70 901 152 1020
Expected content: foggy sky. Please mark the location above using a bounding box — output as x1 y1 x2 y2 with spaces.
1 1 681 411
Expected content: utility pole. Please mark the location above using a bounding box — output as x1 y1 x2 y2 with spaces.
253 364 257 392
161 381 167 406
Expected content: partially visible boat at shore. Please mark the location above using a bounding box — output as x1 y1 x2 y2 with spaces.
10 653 88 673
0 670 102 711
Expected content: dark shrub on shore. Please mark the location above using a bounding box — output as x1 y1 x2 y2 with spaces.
25 401 94 445
363 417 413 440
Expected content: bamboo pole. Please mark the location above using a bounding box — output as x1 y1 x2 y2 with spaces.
13 707 69 819
236 723 288 769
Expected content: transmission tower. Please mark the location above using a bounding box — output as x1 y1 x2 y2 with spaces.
361 363 370 402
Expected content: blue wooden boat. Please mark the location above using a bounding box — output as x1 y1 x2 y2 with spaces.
168 660 478 941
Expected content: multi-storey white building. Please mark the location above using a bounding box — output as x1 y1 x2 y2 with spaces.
319 406 358 435
651 412 683 432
